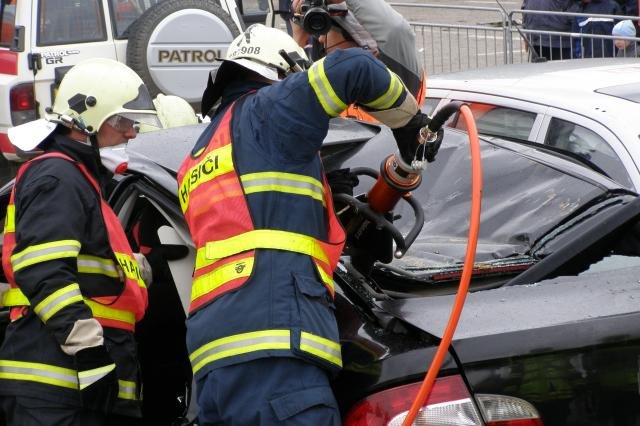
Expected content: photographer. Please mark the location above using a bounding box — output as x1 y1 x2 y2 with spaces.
290 0 424 122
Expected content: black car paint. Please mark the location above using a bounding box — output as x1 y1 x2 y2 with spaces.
2 118 640 425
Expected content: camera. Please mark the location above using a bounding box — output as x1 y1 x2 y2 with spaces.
294 0 333 36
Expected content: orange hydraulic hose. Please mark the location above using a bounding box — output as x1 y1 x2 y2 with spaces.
401 104 482 426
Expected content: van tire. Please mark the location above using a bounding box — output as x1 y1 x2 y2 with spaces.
126 0 240 109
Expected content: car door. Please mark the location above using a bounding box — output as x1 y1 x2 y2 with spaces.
108 174 197 422
31 0 116 121
537 108 638 191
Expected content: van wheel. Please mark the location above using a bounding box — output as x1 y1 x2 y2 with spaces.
126 0 240 111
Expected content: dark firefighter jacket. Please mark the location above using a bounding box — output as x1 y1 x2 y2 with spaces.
0 133 147 417
181 48 412 383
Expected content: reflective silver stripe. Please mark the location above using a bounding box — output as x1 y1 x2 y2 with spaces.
0 360 78 389
300 331 342 367
118 379 137 400
189 330 291 374
34 283 83 323
308 59 347 117
11 240 81 272
77 255 119 278
78 363 116 390
241 175 325 203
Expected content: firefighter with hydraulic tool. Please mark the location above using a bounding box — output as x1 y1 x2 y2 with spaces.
0 58 158 425
182 24 442 425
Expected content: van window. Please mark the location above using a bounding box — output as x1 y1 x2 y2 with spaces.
38 0 107 46
0 0 16 48
545 117 633 188
109 0 164 38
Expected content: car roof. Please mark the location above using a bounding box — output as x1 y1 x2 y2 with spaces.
428 58 640 130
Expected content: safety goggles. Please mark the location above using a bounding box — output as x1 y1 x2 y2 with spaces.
105 114 137 133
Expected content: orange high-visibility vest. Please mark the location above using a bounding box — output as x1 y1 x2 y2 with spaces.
178 102 345 314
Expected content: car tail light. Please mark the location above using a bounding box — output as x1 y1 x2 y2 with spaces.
475 394 543 426
10 82 36 126
343 375 483 425
343 375 543 426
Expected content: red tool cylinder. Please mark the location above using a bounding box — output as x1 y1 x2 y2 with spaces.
367 155 421 213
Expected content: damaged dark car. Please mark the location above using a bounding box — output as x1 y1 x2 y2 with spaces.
1 116 640 426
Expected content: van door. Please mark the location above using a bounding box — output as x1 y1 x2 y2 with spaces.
31 0 117 120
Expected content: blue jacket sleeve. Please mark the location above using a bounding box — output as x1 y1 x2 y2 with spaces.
247 48 409 163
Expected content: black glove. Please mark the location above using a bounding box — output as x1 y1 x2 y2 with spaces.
75 346 118 414
392 112 444 164
327 168 359 196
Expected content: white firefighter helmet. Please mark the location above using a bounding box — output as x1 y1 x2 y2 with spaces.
138 94 199 133
201 24 309 114
9 58 160 152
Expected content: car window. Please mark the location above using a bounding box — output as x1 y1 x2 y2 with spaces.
423 97 441 115
38 0 107 46
109 0 164 38
452 102 536 141
545 117 632 188
0 0 16 48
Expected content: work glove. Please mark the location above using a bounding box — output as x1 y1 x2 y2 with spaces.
392 112 444 165
75 345 118 414
133 252 153 287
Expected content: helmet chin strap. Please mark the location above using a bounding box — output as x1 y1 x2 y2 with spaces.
324 39 356 52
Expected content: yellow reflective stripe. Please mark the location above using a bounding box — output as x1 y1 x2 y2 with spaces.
0 360 78 390
191 257 254 301
363 70 403 110
315 263 334 293
11 240 81 272
241 172 326 205
85 300 136 325
4 204 14 233
178 144 234 212
77 255 119 278
2 288 135 325
33 283 83 323
1 287 30 307
114 252 146 289
300 331 342 367
308 58 347 117
189 330 291 375
78 363 116 390
205 230 329 265
118 379 137 400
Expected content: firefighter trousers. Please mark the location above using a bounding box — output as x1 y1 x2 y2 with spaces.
196 357 341 425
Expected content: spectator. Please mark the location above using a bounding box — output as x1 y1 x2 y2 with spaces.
616 0 638 17
568 0 621 58
612 19 639 56
522 0 573 60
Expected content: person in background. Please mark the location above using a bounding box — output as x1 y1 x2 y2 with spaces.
0 58 157 425
612 19 639 56
522 0 573 60
290 0 424 118
568 0 621 58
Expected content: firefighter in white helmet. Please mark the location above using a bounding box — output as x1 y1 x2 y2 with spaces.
183 24 434 425
0 58 158 425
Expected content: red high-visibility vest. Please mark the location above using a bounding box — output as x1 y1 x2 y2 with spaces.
1 152 147 331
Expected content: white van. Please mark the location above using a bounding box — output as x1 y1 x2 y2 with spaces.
0 0 272 161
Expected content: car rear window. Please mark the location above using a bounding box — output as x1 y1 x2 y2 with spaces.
0 0 16 48
109 0 167 39
596 83 640 103
38 0 107 46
